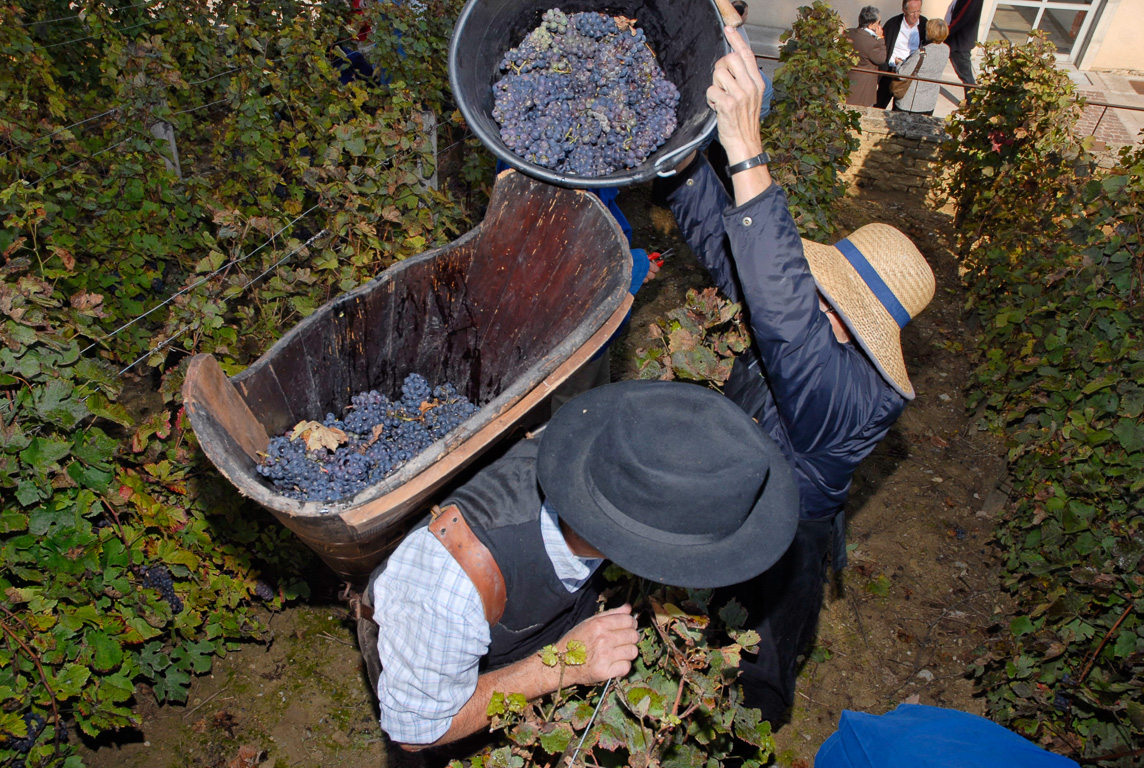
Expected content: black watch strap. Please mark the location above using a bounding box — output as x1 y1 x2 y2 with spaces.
727 152 771 176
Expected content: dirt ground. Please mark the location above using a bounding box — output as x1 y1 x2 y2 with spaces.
78 183 1010 768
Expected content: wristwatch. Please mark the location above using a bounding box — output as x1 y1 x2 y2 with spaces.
727 152 771 176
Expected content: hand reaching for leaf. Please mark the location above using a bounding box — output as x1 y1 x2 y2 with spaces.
558 604 641 686
407 604 642 749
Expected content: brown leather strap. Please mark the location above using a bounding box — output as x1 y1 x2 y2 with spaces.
429 504 507 625
350 505 507 626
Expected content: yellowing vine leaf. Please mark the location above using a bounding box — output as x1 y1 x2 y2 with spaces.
564 640 587 666
289 420 347 451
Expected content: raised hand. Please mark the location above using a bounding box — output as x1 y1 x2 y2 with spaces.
559 604 641 686
706 25 766 166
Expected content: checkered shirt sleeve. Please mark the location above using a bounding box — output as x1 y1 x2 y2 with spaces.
369 504 600 745
370 526 489 744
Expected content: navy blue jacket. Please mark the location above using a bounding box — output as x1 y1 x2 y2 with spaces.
661 156 906 521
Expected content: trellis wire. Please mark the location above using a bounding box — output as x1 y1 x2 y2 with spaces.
566 678 612 768
116 228 335 375
78 201 325 358
115 124 473 373
172 98 229 116
91 125 469 377
117 324 194 376
40 20 153 50
15 0 160 27
0 109 119 159
3 33 364 160
29 137 133 185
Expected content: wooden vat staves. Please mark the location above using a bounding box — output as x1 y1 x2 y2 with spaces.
183 170 634 584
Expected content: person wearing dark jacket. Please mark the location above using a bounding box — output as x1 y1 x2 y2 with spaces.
945 0 984 85
656 26 936 723
875 0 928 108
358 381 799 748
845 6 888 107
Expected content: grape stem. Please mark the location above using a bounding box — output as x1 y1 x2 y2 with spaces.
0 606 63 755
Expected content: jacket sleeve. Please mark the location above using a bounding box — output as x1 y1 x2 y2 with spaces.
723 184 886 454
857 31 886 69
663 155 891 456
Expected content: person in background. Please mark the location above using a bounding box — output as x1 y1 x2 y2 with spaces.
892 18 950 115
732 0 751 48
945 0 984 86
875 0 928 109
844 6 887 107
656 25 936 724
358 381 799 749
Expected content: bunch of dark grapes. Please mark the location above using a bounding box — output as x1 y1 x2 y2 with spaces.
2 712 44 765
492 8 680 176
141 565 184 614
256 373 479 504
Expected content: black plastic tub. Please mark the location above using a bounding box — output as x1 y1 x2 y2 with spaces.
449 0 730 189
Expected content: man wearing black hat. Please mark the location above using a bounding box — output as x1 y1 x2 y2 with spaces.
655 27 935 723
358 380 798 748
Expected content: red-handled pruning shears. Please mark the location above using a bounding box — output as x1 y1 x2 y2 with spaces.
648 248 674 268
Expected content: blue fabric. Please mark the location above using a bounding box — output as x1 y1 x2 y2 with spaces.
835 239 910 329
334 45 376 85
592 186 633 245
661 154 905 522
815 705 1081 768
628 248 649 292
760 68 774 119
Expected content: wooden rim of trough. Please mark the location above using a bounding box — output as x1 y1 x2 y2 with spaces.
183 171 634 542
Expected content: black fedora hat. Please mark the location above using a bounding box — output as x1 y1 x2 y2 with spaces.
537 381 798 588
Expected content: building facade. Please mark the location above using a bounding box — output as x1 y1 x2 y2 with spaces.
748 0 1143 71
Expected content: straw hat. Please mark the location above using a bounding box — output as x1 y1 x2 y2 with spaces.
802 224 935 400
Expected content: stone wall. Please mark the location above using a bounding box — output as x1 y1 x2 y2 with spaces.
843 107 949 197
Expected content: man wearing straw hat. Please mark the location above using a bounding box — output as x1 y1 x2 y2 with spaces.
655 26 936 723
359 380 799 748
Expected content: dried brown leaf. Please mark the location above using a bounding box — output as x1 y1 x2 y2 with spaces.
227 744 262 768
290 420 348 452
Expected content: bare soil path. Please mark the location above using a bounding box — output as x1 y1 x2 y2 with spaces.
79 185 1008 768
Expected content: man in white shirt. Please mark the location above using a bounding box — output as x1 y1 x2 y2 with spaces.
875 0 928 108
358 381 799 750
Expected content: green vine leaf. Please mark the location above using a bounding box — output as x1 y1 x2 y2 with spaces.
539 645 559 667
564 640 587 666
537 722 574 754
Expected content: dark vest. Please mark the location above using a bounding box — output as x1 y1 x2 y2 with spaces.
442 437 600 670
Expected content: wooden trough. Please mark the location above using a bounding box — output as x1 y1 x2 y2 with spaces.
183 170 633 584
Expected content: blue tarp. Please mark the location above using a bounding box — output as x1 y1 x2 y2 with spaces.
815 705 1080 768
